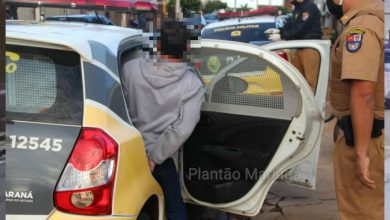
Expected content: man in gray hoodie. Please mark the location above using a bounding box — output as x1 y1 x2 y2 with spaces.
122 20 204 220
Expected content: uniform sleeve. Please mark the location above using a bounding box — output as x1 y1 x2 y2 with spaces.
148 76 205 164
341 27 381 82
281 5 318 40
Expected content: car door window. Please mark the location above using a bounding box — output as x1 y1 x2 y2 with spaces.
194 47 301 120
273 48 321 94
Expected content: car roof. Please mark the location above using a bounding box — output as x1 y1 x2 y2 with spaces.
46 14 108 18
6 20 142 61
204 16 275 30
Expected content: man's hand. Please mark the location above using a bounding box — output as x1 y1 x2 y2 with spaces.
268 33 281 41
148 159 156 172
264 28 280 34
355 154 376 189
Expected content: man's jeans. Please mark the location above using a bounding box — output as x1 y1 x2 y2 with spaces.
153 158 187 220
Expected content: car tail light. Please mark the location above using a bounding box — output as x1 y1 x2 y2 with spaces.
54 128 118 215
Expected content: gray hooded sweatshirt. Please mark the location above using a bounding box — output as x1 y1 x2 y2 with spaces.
122 58 205 164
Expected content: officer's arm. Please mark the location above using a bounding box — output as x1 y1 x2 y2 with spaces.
281 17 310 40
341 27 381 189
350 80 376 189
343 28 381 156
281 7 316 40
350 80 375 157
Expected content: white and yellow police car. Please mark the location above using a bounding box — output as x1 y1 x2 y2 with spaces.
6 20 330 219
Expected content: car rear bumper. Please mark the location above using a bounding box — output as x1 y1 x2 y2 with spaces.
7 213 137 220
48 210 138 220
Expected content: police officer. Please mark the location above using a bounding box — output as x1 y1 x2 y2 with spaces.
327 0 384 219
266 0 323 92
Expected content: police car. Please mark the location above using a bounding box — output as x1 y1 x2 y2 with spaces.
45 14 115 25
6 20 331 219
202 16 277 46
201 15 291 46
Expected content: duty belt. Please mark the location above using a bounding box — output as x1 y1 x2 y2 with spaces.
337 115 384 146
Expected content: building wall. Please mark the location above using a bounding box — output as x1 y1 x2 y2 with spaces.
15 0 167 26
17 7 83 20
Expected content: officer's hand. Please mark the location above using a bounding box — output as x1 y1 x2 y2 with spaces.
264 28 280 35
355 154 376 189
148 159 156 172
268 33 281 41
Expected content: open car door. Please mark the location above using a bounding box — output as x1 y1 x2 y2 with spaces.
261 41 330 189
180 39 330 216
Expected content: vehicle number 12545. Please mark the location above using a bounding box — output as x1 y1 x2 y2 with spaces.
9 136 63 152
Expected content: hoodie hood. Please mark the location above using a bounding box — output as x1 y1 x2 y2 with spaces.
139 59 192 89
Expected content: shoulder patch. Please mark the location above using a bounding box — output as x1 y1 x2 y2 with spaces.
345 28 365 53
302 12 310 21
